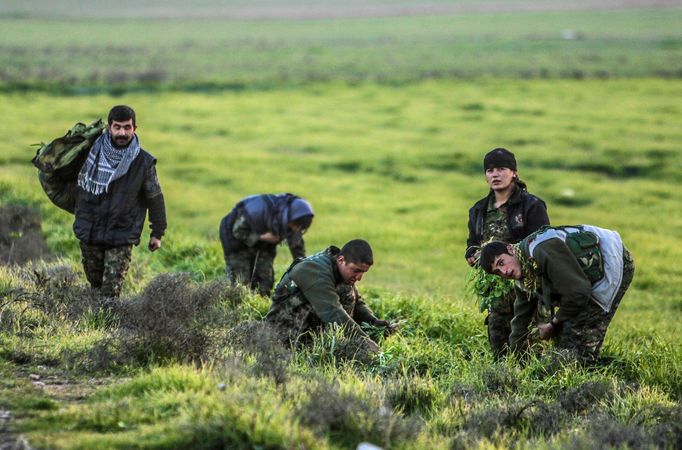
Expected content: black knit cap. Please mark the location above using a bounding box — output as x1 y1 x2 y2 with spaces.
483 147 517 171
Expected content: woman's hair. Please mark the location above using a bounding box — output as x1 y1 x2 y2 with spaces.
514 176 527 191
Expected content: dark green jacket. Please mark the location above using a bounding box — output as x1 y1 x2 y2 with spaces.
509 238 593 348
265 246 377 337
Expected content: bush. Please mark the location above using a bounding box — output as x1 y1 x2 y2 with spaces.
297 376 422 448
107 273 245 365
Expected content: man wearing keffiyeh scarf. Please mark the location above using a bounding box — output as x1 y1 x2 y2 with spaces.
77 129 140 196
72 105 167 298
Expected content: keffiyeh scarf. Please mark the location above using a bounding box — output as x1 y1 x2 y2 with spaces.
77 131 140 195
512 243 539 294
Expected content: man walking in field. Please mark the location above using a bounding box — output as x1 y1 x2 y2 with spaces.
73 105 166 298
265 239 394 355
219 193 314 296
479 225 634 363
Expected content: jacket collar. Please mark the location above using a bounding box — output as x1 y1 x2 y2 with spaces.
326 246 343 283
487 184 523 206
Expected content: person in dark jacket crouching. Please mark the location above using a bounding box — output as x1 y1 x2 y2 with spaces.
465 147 550 358
73 105 166 298
219 193 314 296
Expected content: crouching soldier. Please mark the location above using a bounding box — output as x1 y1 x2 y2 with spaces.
479 225 634 363
265 239 394 355
219 193 314 296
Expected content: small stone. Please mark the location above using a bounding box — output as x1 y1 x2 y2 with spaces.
217 383 226 391
28 374 41 381
357 443 383 450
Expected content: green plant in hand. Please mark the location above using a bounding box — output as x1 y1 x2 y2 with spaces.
465 265 514 312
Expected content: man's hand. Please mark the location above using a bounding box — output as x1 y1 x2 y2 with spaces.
373 319 401 337
259 232 280 244
148 236 161 252
538 321 559 340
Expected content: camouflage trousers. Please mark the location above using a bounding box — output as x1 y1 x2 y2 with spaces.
225 246 276 297
79 242 132 298
486 292 514 359
557 246 635 364
265 284 358 345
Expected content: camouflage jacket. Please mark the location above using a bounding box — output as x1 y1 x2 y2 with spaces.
219 207 306 259
231 210 305 259
265 246 377 339
509 237 597 348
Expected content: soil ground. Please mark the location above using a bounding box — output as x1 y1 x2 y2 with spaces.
0 205 50 267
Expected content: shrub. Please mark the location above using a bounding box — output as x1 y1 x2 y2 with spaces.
108 273 244 365
296 377 421 448
225 321 291 385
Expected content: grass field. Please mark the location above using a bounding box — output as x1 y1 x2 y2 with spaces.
1 4 682 90
1 1 681 449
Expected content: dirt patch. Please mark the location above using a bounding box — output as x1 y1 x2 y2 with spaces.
0 205 50 266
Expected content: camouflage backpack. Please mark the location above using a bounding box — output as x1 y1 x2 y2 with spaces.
32 118 105 178
523 225 605 284
32 119 106 214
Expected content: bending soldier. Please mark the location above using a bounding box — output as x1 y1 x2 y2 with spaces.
479 225 634 363
219 193 314 296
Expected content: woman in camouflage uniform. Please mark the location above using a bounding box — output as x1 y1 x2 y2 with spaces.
465 148 550 358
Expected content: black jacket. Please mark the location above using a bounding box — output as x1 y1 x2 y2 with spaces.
218 196 306 259
73 149 166 247
465 187 549 260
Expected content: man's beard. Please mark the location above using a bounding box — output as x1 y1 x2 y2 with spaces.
111 135 131 149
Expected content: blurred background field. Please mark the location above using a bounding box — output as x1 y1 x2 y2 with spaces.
1 1 681 449
1 1 682 91
2 79 680 328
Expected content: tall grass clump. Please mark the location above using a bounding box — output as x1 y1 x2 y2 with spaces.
0 262 265 373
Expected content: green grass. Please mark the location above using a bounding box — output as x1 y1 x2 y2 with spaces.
2 79 681 316
0 78 681 448
1 6 681 91
0 3 681 447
